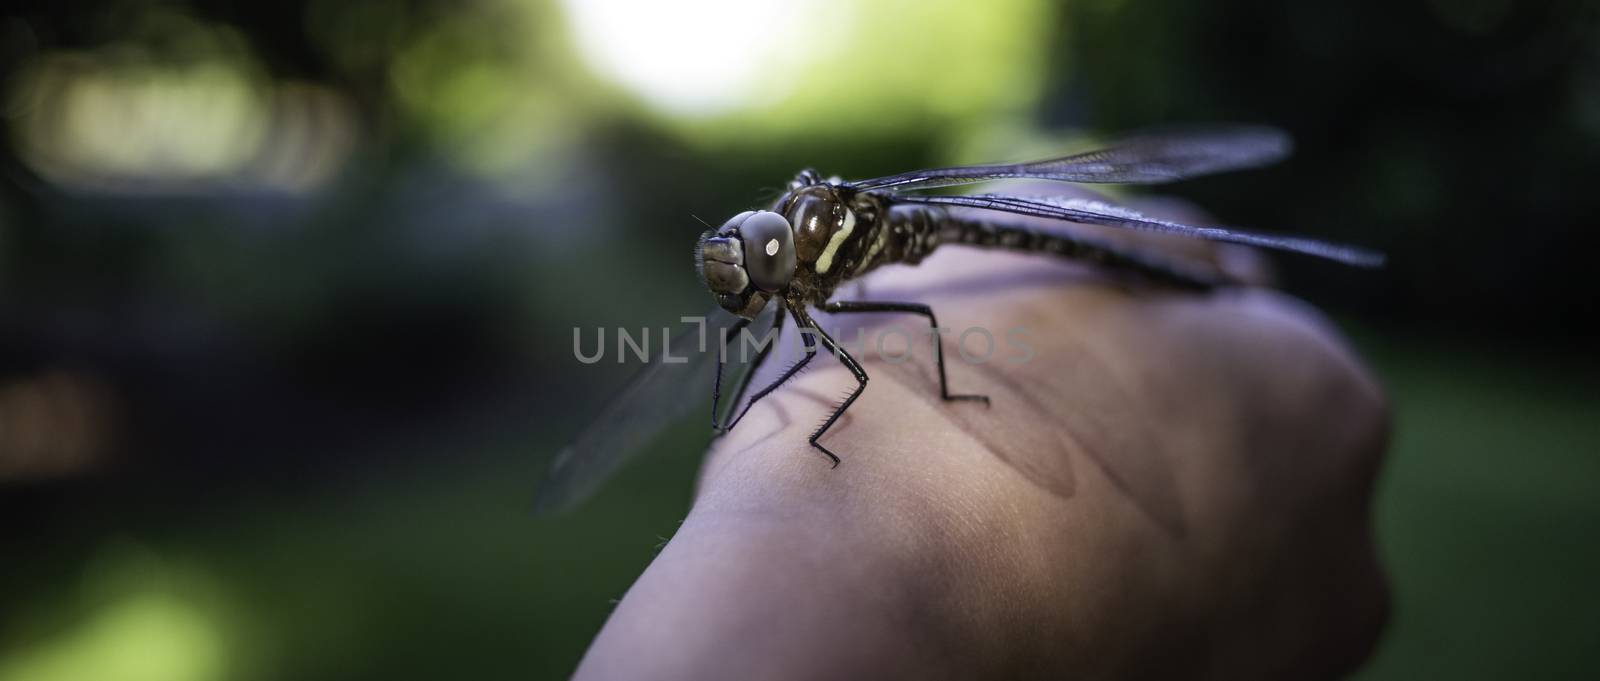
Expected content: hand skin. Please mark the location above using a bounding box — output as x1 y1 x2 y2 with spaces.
572 198 1391 681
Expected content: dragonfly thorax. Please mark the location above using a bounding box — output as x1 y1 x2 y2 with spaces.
696 210 796 318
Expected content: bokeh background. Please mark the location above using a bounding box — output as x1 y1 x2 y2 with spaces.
1 0 1597 679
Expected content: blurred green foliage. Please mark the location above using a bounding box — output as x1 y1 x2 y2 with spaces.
1356 334 1600 680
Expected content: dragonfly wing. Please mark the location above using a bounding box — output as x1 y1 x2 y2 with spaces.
533 307 763 515
897 193 1385 267
847 126 1291 192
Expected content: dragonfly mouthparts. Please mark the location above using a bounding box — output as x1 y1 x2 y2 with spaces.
698 234 747 295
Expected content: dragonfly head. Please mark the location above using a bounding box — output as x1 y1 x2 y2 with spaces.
696 210 796 318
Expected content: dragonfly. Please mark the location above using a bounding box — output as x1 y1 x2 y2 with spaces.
534 125 1384 513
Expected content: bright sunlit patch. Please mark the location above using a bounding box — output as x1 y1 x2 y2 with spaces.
558 0 828 115
11 54 268 184
4 9 356 194
0 547 232 681
0 594 227 681
557 0 1050 140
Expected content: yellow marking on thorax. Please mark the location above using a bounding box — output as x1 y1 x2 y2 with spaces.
814 208 855 274
856 224 889 275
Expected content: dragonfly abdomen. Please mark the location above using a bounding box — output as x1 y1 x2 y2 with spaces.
938 213 1221 290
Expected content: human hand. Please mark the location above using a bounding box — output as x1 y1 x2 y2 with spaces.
573 194 1390 680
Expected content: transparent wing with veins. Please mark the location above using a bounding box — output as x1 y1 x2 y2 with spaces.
533 306 773 515
847 126 1292 192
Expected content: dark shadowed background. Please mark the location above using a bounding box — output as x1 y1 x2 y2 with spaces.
1 0 1596 679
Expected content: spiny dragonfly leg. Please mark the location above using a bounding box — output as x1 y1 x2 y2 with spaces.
804 322 867 468
820 300 991 406
714 309 813 434
721 306 786 427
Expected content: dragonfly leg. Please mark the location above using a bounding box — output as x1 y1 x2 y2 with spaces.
803 322 867 468
820 301 991 406
710 317 751 430
714 312 815 434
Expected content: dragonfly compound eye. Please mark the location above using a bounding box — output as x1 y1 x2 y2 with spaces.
737 211 796 292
